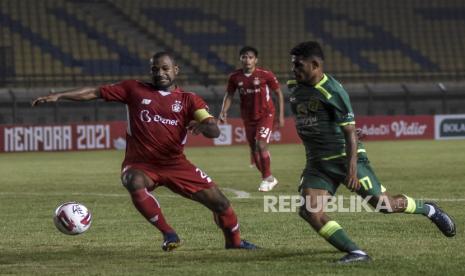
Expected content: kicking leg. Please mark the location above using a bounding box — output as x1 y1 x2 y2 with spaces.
367 193 456 237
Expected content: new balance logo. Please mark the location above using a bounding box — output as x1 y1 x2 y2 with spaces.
142 99 152 105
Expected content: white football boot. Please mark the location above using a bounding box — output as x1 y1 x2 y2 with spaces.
258 176 278 192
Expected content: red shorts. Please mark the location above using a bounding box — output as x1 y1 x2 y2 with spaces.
122 159 216 198
244 113 274 146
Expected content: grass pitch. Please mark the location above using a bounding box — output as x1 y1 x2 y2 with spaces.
1 140 464 275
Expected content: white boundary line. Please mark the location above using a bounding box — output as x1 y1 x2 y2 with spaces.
221 188 251 199
0 191 464 202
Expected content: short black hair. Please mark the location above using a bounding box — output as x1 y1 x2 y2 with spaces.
290 41 324 61
239 46 258 57
151 51 176 63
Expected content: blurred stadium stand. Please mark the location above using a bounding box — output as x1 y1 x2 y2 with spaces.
1 0 465 124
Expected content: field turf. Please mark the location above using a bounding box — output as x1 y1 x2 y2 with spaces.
1 140 464 275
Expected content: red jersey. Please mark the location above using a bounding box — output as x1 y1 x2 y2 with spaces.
227 67 280 122
100 80 209 165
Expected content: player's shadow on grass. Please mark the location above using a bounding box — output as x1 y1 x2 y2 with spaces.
0 248 337 265
171 248 337 263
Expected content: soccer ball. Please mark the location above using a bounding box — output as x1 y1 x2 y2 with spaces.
53 202 92 235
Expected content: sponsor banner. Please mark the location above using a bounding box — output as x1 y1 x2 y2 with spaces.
0 122 127 152
357 115 434 141
2 115 446 152
0 118 300 152
186 118 299 147
435 114 465 140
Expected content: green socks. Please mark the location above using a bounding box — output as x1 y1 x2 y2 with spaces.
318 221 360 252
403 195 431 215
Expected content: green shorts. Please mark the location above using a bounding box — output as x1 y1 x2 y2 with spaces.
299 157 386 197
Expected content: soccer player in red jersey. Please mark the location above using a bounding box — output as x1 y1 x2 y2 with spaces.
32 52 257 251
219 46 285 192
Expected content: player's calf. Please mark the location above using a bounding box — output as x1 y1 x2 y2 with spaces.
368 194 405 213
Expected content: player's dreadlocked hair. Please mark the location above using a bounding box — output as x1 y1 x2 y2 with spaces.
290 41 324 61
151 51 177 64
239 46 258 57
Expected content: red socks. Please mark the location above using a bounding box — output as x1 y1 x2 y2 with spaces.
131 189 242 248
214 207 241 247
253 152 262 171
253 151 272 179
259 151 271 179
130 188 174 234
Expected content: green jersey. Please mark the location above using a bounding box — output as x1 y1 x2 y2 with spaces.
288 74 365 162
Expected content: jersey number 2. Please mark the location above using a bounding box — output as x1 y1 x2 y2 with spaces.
195 168 212 183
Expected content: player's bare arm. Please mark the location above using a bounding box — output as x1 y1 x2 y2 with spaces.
188 117 220 138
274 88 285 128
342 124 359 191
219 93 234 124
31 87 100 106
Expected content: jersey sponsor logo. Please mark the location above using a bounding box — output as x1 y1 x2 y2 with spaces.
238 81 244 87
296 116 318 127
239 88 261 95
253 77 260 86
141 99 152 105
171 100 182 113
140 110 179 126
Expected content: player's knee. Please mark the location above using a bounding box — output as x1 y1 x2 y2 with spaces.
256 140 268 151
213 195 231 213
299 206 315 220
196 188 231 213
217 201 230 213
299 206 326 226
121 171 146 191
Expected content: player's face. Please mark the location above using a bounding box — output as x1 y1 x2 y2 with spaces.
291 55 317 84
150 55 179 90
240 52 258 71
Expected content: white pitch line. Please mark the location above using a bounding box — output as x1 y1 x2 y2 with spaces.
221 188 251 199
0 191 464 202
0 187 253 199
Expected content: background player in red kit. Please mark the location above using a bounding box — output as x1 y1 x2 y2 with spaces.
32 52 257 251
219 46 285 192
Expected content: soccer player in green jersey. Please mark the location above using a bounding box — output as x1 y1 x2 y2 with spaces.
288 41 456 264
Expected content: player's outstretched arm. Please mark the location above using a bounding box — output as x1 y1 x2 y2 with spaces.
188 117 220 138
218 93 233 123
31 87 100 106
342 124 360 192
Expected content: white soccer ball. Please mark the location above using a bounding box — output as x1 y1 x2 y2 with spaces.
53 202 92 235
